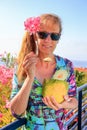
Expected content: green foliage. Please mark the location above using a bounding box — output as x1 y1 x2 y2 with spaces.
1 52 17 68
75 70 85 86
0 52 16 128
75 69 87 97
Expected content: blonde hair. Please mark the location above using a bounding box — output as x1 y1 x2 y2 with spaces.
17 13 62 83
40 13 62 34
17 31 36 83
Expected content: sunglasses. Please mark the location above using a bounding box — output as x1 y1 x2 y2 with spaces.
37 32 60 41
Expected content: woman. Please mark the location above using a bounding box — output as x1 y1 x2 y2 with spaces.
10 13 78 130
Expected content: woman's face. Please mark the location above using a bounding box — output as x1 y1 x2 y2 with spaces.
36 22 60 56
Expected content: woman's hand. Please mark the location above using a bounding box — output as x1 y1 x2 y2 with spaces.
42 95 78 111
42 96 62 111
22 52 38 78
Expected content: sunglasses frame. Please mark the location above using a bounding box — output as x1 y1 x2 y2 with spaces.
37 31 61 41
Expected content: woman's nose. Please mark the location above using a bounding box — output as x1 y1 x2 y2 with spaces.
45 34 52 42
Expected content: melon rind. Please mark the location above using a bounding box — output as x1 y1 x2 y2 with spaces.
42 79 68 103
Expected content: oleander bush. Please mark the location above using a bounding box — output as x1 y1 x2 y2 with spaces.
0 80 16 128
0 52 16 128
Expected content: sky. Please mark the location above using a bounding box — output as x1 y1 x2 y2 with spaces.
0 0 87 61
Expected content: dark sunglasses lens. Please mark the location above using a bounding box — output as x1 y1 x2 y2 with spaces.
38 32 48 39
51 33 60 41
37 32 60 41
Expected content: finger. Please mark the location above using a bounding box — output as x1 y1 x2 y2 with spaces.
23 61 36 71
23 55 35 63
23 57 37 67
64 95 72 102
50 96 58 106
42 98 52 109
46 97 58 110
25 52 37 59
64 95 69 100
43 97 58 110
50 96 62 109
24 55 38 63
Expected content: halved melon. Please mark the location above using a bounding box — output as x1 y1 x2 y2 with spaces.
52 69 69 80
42 79 68 103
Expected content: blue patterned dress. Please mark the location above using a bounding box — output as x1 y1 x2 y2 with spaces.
11 55 77 130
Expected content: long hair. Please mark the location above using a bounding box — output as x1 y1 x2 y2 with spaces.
17 31 36 83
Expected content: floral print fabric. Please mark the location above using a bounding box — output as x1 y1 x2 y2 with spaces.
11 55 77 130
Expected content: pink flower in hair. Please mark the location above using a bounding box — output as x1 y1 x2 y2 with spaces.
24 16 40 34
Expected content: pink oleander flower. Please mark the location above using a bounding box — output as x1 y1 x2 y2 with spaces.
5 100 11 109
0 113 3 118
0 65 13 84
24 16 40 34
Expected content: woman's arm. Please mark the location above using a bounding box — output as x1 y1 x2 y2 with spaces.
10 52 38 115
10 76 34 115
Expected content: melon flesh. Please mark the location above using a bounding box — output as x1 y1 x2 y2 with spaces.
42 79 68 103
52 69 69 80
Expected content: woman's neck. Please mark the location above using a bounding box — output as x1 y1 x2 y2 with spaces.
37 54 56 68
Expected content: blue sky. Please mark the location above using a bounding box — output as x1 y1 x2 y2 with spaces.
0 0 87 61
